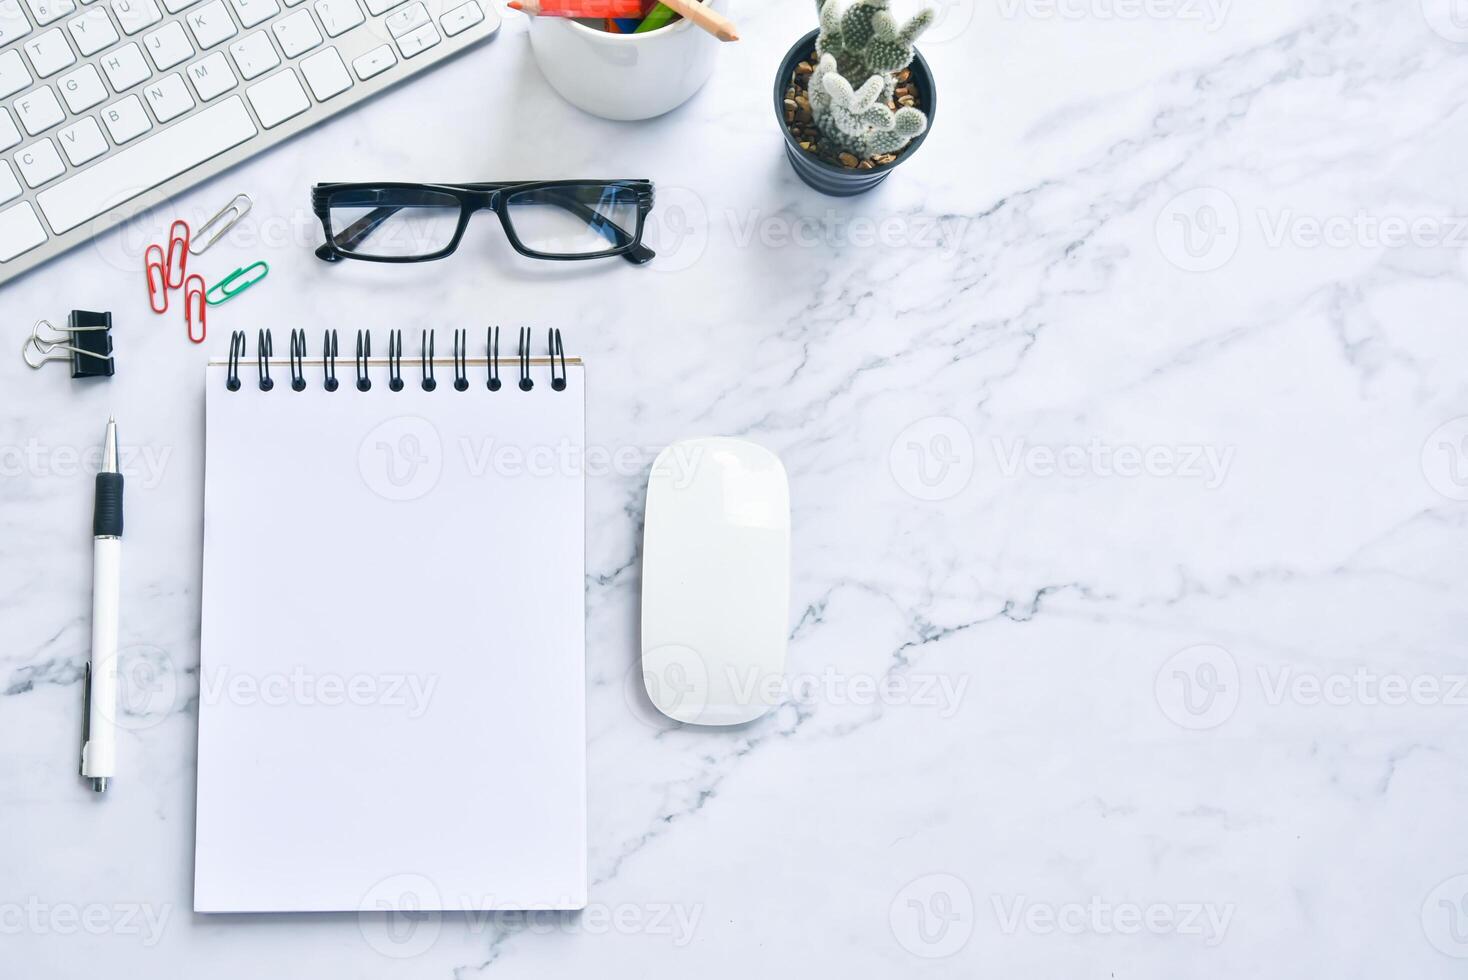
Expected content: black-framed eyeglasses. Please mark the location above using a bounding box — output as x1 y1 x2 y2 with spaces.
311 179 656 265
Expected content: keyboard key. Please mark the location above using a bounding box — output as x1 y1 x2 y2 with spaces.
363 0 401 14
99 41 149 89
0 201 46 260
0 108 18 148
227 30 275 78
299 45 346 99
271 8 318 56
57 113 106 163
395 21 435 58
186 0 234 47
185 49 233 99
24 27 76 76
67 7 119 54
38 95 256 232
58 62 106 110
161 0 201 11
245 67 305 127
110 0 160 34
0 48 32 98
14 86 64 134
439 0 479 36
312 0 358 35
24 0 75 26
15 137 64 186
0 0 35 45
384 1 422 36
142 70 191 120
100 91 149 141
143 20 192 68
350 41 392 79
227 0 275 26
0 159 19 202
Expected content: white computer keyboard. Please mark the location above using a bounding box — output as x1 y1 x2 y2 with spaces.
0 0 500 285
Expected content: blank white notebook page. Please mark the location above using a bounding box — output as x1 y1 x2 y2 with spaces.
196 361 586 914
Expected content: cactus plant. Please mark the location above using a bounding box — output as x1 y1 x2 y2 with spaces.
809 0 933 161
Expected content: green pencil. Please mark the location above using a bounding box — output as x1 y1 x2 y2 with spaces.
635 2 679 31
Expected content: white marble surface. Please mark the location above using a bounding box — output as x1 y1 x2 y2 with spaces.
5 0 1468 975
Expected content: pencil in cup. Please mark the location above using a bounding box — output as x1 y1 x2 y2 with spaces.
642 0 737 41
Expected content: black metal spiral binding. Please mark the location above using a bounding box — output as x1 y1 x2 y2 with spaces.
226 330 244 391
453 329 468 391
226 327 571 392
421 329 436 391
289 329 307 391
256 328 273 391
486 326 501 391
323 328 339 391
356 330 371 391
388 329 403 391
549 328 567 391
518 326 533 391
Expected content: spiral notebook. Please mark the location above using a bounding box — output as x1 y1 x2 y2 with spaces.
194 328 587 914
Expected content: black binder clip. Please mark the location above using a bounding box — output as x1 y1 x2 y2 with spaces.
23 312 114 378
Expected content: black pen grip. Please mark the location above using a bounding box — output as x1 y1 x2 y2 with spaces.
93 473 124 537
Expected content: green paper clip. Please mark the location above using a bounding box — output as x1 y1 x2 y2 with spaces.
205 261 268 306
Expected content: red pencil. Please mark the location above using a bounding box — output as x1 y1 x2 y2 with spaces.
507 0 645 15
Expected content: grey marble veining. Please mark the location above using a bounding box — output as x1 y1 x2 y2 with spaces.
4 0 1468 976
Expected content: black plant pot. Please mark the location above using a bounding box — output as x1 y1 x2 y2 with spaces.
774 28 937 197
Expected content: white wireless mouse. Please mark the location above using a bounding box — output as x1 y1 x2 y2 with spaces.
641 437 791 726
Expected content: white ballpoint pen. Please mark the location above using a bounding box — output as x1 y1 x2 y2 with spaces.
80 417 122 794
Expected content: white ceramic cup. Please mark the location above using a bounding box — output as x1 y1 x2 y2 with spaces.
526 2 728 121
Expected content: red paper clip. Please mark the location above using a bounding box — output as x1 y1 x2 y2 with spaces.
145 243 168 314
184 273 206 343
164 219 189 289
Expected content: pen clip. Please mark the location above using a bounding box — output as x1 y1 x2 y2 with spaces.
79 661 92 774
